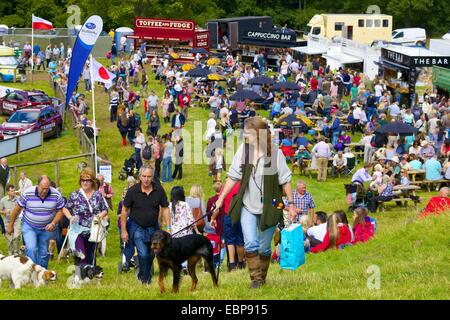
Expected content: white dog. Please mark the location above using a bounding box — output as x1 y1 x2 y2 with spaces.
0 254 57 289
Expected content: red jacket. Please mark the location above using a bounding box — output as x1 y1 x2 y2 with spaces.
352 221 374 244
418 196 450 218
310 224 352 253
310 77 318 91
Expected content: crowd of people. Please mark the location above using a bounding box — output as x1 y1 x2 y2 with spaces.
0 37 449 290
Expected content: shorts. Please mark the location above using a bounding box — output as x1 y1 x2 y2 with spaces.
223 215 244 246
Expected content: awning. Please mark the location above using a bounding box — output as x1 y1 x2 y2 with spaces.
291 46 326 55
322 53 363 64
377 59 410 71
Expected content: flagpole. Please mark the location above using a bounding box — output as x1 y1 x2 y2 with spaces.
89 54 98 175
31 14 34 84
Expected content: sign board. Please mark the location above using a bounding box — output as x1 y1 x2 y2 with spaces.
134 17 196 41
193 31 209 49
0 138 17 158
412 56 450 68
99 165 112 184
19 130 43 152
240 29 297 48
381 48 411 67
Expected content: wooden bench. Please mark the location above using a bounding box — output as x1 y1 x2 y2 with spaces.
410 180 447 192
378 197 421 211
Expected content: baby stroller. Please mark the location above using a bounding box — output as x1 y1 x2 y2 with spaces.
344 183 370 213
118 153 139 181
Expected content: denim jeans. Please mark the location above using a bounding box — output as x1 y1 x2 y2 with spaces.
331 131 340 146
240 206 276 256
162 157 172 182
124 219 158 283
22 220 56 268
84 79 91 91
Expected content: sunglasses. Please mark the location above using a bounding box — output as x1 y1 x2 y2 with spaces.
81 179 93 183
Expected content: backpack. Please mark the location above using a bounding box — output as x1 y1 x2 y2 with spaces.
142 143 152 160
192 207 205 233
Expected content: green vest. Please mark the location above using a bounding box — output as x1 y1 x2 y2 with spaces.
228 145 284 231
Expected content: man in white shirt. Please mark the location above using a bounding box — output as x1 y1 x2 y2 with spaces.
389 101 401 119
332 151 347 177
311 137 331 182
120 36 127 53
306 211 327 247
18 172 33 195
352 163 373 187
146 91 159 114
374 81 384 100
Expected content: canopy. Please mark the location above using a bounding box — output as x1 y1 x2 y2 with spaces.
271 81 300 91
375 121 418 136
249 76 274 86
190 48 209 55
186 67 211 77
275 113 312 130
230 90 263 101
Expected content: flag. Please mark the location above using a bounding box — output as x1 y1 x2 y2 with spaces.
91 58 116 89
65 15 103 108
32 15 53 30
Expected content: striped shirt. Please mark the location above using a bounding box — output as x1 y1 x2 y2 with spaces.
18 186 65 229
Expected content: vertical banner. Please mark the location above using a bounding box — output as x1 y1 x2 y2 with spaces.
65 15 103 108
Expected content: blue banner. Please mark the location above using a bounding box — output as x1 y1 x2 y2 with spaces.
65 15 103 108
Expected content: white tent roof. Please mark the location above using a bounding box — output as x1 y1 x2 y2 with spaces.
322 52 363 64
291 46 326 55
116 27 133 33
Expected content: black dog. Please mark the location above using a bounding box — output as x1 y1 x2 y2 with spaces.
150 230 218 293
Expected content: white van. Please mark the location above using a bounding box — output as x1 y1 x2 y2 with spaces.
391 28 426 46
442 30 450 40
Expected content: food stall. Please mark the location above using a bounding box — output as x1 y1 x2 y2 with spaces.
378 46 450 106
127 17 210 64
206 16 297 71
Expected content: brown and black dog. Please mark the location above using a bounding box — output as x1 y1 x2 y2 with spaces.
150 230 218 293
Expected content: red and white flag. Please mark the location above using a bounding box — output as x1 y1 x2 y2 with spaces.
32 15 53 30
91 58 116 89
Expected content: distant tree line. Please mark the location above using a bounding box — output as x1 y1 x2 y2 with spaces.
1 0 448 37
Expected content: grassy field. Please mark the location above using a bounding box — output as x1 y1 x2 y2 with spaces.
0 62 448 300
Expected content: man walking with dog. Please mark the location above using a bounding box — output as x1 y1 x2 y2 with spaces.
121 165 170 284
211 117 297 289
6 175 65 268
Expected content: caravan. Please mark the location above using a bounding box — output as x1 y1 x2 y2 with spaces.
0 46 22 82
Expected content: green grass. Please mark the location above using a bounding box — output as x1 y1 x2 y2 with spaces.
0 64 449 300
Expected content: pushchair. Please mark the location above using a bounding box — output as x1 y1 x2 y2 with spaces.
118 153 139 181
344 183 371 213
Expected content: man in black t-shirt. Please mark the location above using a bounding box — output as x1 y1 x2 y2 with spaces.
121 165 169 284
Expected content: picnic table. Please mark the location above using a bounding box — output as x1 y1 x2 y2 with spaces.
344 142 365 158
406 170 426 183
379 184 421 211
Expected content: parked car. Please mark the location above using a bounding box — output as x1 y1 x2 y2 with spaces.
391 28 426 46
0 89 52 115
0 106 63 139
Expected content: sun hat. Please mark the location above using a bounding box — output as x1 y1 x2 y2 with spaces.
391 156 400 163
299 145 306 150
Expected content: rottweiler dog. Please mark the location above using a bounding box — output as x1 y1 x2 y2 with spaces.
150 230 218 293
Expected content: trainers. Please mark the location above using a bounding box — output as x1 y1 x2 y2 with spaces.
228 262 237 272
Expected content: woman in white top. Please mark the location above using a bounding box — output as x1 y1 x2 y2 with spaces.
205 112 217 141
134 127 145 169
408 141 421 156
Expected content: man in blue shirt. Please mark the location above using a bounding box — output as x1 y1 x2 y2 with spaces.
424 155 443 181
294 131 312 150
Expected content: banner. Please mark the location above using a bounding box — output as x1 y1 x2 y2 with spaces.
65 15 103 108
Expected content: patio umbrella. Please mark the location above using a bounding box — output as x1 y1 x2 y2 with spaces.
181 63 195 72
207 73 226 81
271 81 300 91
275 113 312 130
229 90 263 101
189 48 210 55
375 121 418 136
186 67 211 77
207 57 221 66
249 76 274 86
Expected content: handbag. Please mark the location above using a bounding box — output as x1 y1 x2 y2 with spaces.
88 216 109 243
280 223 305 270
192 205 206 233
168 101 175 113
